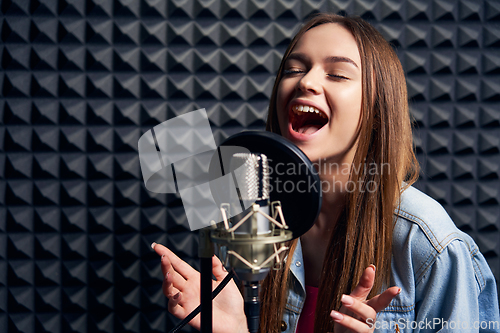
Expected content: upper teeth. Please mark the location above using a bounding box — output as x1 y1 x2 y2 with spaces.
293 105 327 118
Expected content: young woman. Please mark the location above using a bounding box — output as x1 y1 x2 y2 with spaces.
152 13 499 333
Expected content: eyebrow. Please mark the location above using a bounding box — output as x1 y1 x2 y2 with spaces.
286 52 359 69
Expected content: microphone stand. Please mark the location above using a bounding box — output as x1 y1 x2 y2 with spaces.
199 228 214 333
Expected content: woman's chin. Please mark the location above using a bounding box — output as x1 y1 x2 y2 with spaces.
297 147 322 163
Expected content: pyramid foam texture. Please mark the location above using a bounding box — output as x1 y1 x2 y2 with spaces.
1 0 499 331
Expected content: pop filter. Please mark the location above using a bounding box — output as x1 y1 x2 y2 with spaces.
209 131 321 239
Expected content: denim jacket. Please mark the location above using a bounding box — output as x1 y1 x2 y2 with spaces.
282 186 500 333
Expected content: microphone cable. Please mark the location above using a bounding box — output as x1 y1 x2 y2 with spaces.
168 269 235 333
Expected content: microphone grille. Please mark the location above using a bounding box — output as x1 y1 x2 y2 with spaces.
231 153 269 201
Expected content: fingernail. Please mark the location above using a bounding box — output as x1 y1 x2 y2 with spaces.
161 254 165 260
151 242 157 249
397 287 401 294
165 271 169 280
173 292 180 300
330 310 343 321
341 294 354 306
369 264 376 272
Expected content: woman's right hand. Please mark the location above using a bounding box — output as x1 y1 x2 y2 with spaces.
152 242 248 333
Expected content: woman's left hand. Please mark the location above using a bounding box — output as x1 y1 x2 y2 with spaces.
330 265 400 333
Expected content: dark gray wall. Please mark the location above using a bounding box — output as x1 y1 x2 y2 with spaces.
1 0 499 332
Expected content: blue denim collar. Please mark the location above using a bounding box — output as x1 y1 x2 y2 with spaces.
289 238 306 293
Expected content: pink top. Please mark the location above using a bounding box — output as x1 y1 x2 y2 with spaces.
296 285 319 333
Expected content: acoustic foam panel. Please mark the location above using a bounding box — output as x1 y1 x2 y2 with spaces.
0 0 499 332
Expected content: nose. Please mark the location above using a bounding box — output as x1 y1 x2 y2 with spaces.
297 68 322 94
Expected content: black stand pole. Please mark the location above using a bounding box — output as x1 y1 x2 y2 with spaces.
199 229 213 333
200 257 212 333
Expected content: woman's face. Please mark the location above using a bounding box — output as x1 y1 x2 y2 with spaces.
277 23 363 165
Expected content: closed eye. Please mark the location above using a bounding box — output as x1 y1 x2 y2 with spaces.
283 69 305 75
284 69 349 80
327 74 349 80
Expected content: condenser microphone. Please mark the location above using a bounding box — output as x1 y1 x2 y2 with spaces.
207 131 321 333
209 131 322 333
212 152 292 332
232 153 273 332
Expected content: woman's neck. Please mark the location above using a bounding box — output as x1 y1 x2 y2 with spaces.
300 180 346 287
300 152 356 284
315 157 350 227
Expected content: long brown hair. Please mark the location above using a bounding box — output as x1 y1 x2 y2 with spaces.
260 13 419 333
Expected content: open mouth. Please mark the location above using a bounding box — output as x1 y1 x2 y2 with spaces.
290 105 328 135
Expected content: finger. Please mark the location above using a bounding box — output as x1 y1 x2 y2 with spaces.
168 292 185 317
162 271 180 298
153 242 197 280
159 250 169 278
350 265 375 301
212 255 228 282
331 310 372 333
161 254 188 287
366 286 401 313
340 294 376 322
